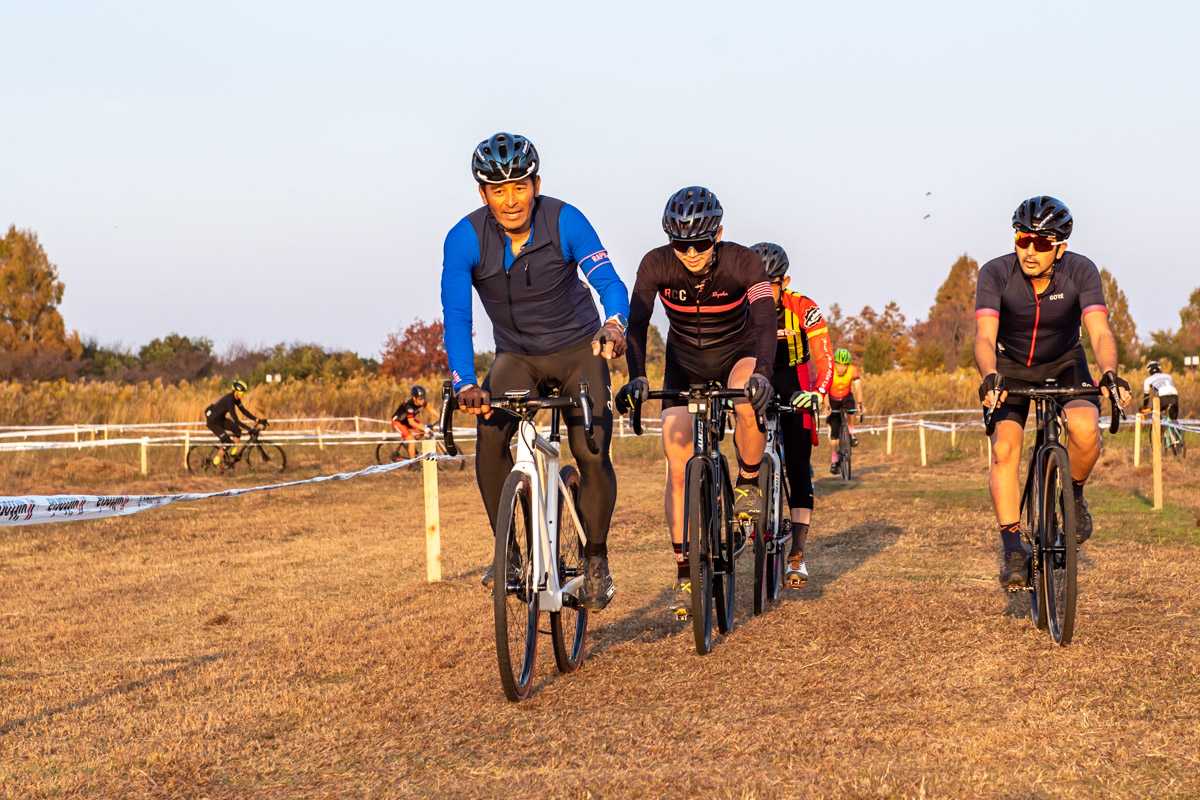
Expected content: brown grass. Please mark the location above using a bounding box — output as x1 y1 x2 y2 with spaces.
2 439 1199 798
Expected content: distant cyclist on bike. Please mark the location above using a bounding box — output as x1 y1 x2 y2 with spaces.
975 196 1132 589
753 242 833 589
1142 361 1180 422
205 380 264 468
440 132 630 611
390 385 429 461
827 348 865 474
616 186 776 618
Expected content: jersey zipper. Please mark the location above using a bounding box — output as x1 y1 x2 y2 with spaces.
505 264 524 337
1027 278 1045 367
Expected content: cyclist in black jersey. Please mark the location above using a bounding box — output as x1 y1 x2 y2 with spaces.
617 186 776 618
975 196 1131 589
204 380 264 468
391 385 429 461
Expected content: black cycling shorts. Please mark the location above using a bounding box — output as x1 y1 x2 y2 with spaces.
662 338 755 410
990 345 1099 428
206 418 241 444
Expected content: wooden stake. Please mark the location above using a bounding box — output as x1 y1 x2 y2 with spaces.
1152 396 1163 510
355 416 360 434
1133 412 1141 467
950 423 957 448
886 416 894 456
919 419 927 467
317 427 324 451
422 438 442 582
140 437 149 475
183 429 190 466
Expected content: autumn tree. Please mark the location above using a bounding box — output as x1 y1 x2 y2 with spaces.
0 226 82 379
1081 269 1141 370
911 253 978 371
840 302 911 372
1145 286 1200 367
381 318 448 381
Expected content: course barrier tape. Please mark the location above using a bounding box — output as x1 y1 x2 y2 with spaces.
0 452 472 528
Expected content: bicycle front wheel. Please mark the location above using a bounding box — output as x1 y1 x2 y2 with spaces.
713 473 736 635
839 424 853 481
752 457 779 616
246 443 287 473
685 458 716 655
1022 467 1047 631
494 471 539 700
1041 447 1078 645
376 441 402 464
550 466 588 674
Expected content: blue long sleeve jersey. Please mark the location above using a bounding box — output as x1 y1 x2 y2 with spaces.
441 200 629 390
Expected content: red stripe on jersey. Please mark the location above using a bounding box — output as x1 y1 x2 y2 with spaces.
660 293 747 314
747 281 773 303
1082 304 1108 316
975 308 1000 318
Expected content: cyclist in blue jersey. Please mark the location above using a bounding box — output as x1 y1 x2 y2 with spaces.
440 132 630 611
975 196 1132 589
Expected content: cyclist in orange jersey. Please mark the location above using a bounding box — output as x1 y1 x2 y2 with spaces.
827 349 864 474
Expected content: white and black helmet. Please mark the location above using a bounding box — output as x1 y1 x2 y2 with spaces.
750 242 789 279
472 132 539 185
662 186 723 239
1013 195 1073 240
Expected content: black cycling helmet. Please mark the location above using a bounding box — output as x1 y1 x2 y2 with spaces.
411 385 427 399
472 132 539 185
1147 361 1162 374
662 186 723 240
1013 195 1073 241
750 242 789 280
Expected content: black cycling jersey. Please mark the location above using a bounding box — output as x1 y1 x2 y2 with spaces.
975 251 1107 368
205 392 257 426
626 241 776 379
392 399 425 427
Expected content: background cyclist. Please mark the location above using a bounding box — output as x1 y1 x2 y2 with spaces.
617 186 776 619
390 385 429 461
440 132 630 611
204 380 264 468
1142 361 1180 422
753 242 833 589
827 348 864 474
975 196 1132 589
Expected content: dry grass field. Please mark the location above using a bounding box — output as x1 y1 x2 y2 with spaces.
2 433 1199 799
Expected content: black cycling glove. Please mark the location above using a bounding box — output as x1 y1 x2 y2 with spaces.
744 374 773 416
615 377 649 415
456 384 490 412
978 373 1001 404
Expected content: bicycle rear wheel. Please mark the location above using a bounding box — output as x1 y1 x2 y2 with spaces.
713 474 736 635
436 440 467 471
246 443 287 473
187 445 223 474
1041 447 1078 645
494 471 539 700
550 466 588 674
685 458 716 655
839 424 852 481
375 441 403 464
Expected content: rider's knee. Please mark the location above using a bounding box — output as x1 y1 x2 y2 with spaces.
990 435 1020 466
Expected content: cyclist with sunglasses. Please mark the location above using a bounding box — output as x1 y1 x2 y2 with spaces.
753 242 833 588
616 186 777 618
440 132 631 611
975 196 1132 589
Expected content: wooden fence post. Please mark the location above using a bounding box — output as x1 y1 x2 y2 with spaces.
140 437 149 475
886 416 894 456
919 419 927 467
950 423 957 448
1152 396 1162 510
986 433 992 464
422 438 442 582
355 416 361 434
183 429 190 466
1133 412 1142 467
317 427 325 451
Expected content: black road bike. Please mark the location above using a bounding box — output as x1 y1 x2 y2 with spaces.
828 407 862 481
753 398 798 616
985 376 1123 645
629 383 749 655
186 422 286 474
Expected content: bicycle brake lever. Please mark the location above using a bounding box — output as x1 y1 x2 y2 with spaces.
440 379 459 457
579 379 599 454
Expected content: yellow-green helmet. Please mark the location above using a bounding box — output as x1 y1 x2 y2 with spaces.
232 380 249 393
834 349 852 365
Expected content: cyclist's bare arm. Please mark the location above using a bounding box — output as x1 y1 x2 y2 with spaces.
974 314 1006 408
1082 310 1131 406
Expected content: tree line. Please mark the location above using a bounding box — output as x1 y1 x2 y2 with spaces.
3 226 1198 385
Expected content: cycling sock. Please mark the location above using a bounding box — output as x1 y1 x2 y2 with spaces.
736 454 760 485
1072 479 1085 497
999 522 1023 556
672 541 689 575
789 523 809 558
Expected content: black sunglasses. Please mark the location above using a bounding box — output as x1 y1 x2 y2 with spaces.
670 237 716 255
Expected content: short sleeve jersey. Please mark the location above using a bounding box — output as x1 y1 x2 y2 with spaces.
1144 373 1178 397
975 251 1107 368
392 399 423 426
830 365 860 400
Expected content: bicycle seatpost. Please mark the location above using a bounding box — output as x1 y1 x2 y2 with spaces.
440 379 459 457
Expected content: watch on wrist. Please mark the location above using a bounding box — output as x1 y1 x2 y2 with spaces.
605 314 628 333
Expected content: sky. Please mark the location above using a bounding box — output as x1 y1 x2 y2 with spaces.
3 0 1198 361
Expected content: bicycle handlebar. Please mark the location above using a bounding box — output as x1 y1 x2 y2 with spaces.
628 385 748 436
439 379 599 455
982 376 1126 437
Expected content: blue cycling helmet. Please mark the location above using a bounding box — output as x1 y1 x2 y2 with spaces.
662 186 723 239
472 132 539 185
1013 196 1073 241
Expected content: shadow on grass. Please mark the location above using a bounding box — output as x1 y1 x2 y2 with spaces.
798 520 904 600
0 651 226 736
